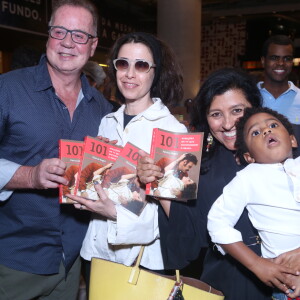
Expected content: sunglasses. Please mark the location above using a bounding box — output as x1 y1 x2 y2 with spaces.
113 58 156 73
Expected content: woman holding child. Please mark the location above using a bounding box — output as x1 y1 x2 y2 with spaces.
208 106 300 300
138 67 300 299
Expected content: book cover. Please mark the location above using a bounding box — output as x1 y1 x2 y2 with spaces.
59 139 84 204
146 128 204 201
101 142 147 216
74 136 122 201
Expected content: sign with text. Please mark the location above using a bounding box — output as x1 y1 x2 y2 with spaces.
97 2 153 50
0 0 50 35
98 15 136 50
0 1 153 47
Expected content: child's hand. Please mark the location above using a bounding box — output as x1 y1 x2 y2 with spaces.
280 273 300 298
252 257 298 293
274 248 300 271
287 287 300 298
273 247 300 295
287 285 299 298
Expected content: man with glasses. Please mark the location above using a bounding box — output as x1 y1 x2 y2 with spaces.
0 0 112 299
258 35 300 124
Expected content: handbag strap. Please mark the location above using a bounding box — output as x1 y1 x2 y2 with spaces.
128 246 182 286
134 245 145 267
176 269 180 282
128 246 145 285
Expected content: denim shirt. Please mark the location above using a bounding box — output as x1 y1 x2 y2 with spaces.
0 55 112 274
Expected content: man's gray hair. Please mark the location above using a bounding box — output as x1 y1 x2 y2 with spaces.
49 0 98 36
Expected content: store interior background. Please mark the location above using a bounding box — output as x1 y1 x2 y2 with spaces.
1 0 300 106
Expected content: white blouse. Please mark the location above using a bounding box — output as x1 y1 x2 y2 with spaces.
80 98 187 269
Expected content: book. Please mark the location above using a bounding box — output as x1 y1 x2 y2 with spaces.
59 139 84 204
101 142 147 216
74 136 122 201
145 128 204 201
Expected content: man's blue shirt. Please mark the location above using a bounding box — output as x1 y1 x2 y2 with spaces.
258 81 300 124
0 55 112 274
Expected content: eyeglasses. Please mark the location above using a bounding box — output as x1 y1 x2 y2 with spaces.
48 26 96 44
113 58 156 73
268 55 294 63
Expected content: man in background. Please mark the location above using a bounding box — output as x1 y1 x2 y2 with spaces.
0 0 112 299
83 60 106 89
83 60 120 111
258 34 300 124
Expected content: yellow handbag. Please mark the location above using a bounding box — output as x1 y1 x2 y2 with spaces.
89 247 224 300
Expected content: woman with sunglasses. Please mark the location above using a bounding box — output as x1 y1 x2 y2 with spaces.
67 32 187 288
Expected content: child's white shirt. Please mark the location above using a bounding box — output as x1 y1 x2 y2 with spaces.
208 157 300 258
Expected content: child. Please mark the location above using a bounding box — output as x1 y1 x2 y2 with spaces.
207 107 300 300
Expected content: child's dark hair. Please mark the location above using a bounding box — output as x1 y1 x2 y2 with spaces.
235 107 294 165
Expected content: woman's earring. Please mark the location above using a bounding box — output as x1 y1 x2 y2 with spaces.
206 133 213 152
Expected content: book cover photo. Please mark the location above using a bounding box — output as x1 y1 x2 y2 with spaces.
59 139 84 204
146 128 204 201
101 142 147 216
73 136 122 202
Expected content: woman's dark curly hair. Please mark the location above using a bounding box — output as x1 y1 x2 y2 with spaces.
106 32 183 107
189 67 262 173
235 107 294 165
